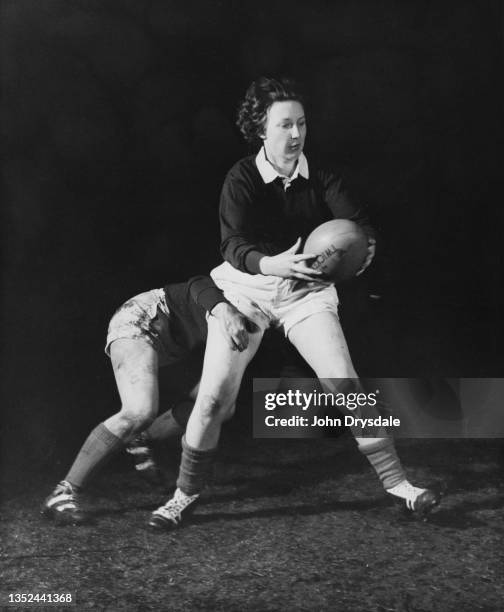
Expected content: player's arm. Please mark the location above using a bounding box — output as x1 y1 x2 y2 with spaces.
219 170 267 274
187 275 251 351
321 170 376 274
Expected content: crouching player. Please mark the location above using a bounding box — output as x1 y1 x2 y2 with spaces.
41 276 252 525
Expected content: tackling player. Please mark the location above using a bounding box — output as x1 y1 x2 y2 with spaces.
41 276 252 524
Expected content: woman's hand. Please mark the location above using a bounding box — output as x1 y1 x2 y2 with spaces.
210 302 256 352
356 237 376 276
259 238 323 281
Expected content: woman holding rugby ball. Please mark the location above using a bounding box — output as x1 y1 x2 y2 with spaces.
149 77 440 530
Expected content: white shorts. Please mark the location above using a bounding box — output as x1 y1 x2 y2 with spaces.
210 262 340 337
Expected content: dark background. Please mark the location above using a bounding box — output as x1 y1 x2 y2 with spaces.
2 0 503 475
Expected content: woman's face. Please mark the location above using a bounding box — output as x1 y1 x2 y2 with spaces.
261 100 306 165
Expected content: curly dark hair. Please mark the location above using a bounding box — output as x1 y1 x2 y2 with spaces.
236 77 305 145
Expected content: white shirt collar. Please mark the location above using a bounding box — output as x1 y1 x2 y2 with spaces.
255 146 309 185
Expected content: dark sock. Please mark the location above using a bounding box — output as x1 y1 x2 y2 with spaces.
359 438 406 490
176 435 218 496
65 423 124 489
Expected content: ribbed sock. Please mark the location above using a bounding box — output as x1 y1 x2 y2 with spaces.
359 437 406 490
176 435 218 496
65 423 125 489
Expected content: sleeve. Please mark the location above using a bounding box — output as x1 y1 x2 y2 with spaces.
319 170 376 240
187 276 227 313
219 169 266 274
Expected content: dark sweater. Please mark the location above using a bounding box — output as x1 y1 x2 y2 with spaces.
162 276 225 355
219 155 374 274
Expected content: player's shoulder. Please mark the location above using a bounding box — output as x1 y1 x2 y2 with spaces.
309 158 345 184
225 154 260 184
307 157 349 194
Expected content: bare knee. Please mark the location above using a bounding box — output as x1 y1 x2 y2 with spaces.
114 403 157 436
195 394 235 425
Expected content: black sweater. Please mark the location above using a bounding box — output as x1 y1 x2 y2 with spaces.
219 155 374 274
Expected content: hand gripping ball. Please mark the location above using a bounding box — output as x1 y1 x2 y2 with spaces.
304 219 369 282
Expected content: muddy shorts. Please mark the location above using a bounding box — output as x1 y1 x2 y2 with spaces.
105 289 179 366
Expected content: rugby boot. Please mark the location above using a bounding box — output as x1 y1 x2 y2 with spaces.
41 480 89 525
388 481 441 518
148 488 199 530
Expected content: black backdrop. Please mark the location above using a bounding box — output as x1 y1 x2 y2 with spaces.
2 0 503 472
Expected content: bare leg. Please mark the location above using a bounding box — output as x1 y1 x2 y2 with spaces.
287 311 384 444
61 338 160 488
105 338 159 440
287 312 439 512
184 317 263 450
148 318 264 529
288 311 357 378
